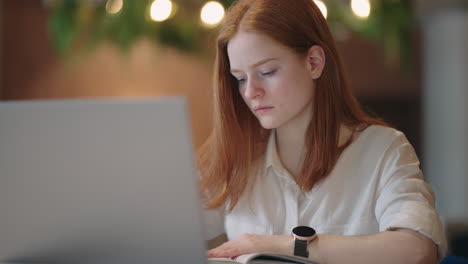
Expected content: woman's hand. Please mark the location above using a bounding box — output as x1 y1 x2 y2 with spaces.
207 234 293 258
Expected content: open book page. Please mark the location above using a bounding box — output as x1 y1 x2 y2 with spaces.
208 257 240 263
208 253 318 264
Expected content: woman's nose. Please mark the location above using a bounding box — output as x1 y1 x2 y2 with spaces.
243 79 264 100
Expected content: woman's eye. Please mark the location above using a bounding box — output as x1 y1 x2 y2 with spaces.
261 70 276 77
237 78 246 85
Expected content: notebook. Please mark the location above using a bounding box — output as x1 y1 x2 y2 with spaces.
0 97 208 264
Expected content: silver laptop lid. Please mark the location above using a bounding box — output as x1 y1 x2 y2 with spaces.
0 97 207 264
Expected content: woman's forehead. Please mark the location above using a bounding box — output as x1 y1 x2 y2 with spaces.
227 31 293 69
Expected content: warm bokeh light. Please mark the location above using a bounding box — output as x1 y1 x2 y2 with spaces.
314 0 328 19
351 0 371 19
200 1 225 27
150 0 173 22
105 0 123 15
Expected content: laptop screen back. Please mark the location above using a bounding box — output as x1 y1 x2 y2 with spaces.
0 97 207 264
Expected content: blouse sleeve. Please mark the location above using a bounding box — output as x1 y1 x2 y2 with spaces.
374 131 447 259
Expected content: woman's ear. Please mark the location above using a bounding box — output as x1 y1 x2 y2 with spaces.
306 45 326 79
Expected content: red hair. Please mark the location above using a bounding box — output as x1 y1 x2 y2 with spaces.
198 0 386 211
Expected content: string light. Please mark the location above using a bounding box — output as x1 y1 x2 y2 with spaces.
200 1 225 27
105 0 123 14
150 0 173 22
351 0 371 19
313 0 328 19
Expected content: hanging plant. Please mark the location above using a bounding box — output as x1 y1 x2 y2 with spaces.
47 0 222 56
47 0 414 67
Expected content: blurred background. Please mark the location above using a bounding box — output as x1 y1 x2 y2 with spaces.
0 0 466 258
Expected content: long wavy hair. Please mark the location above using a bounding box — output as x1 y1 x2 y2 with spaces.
198 0 387 211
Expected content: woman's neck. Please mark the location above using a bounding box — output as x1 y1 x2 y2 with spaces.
275 121 309 180
275 120 353 180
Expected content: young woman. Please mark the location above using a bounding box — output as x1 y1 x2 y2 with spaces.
198 0 446 263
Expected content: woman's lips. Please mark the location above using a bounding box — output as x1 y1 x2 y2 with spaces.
254 106 274 114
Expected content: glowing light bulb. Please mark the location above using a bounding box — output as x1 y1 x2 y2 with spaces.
105 0 123 14
351 0 371 19
200 1 225 27
150 0 173 22
314 0 328 19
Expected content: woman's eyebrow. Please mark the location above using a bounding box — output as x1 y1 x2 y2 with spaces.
231 58 279 73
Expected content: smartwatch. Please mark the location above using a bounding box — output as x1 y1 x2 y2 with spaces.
291 226 317 258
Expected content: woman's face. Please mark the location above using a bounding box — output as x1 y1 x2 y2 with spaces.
227 31 321 130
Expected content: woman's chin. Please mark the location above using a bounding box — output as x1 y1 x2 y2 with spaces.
258 120 279 130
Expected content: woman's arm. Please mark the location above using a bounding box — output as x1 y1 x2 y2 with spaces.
313 229 437 264
207 228 437 264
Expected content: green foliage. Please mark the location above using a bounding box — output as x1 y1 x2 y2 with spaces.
363 0 414 67
48 0 79 56
47 0 415 67
327 0 415 68
48 0 207 55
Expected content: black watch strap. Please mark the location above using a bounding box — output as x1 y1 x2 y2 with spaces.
293 239 309 258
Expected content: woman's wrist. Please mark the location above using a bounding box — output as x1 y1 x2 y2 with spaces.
271 234 295 255
308 234 327 263
273 233 326 263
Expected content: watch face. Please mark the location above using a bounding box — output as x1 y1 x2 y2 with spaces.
292 226 316 238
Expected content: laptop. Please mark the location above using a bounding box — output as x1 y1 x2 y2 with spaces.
0 97 208 264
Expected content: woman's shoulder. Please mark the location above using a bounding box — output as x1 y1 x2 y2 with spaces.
358 124 407 144
361 124 402 136
349 124 412 155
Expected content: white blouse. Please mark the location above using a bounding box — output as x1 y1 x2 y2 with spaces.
203 125 447 258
